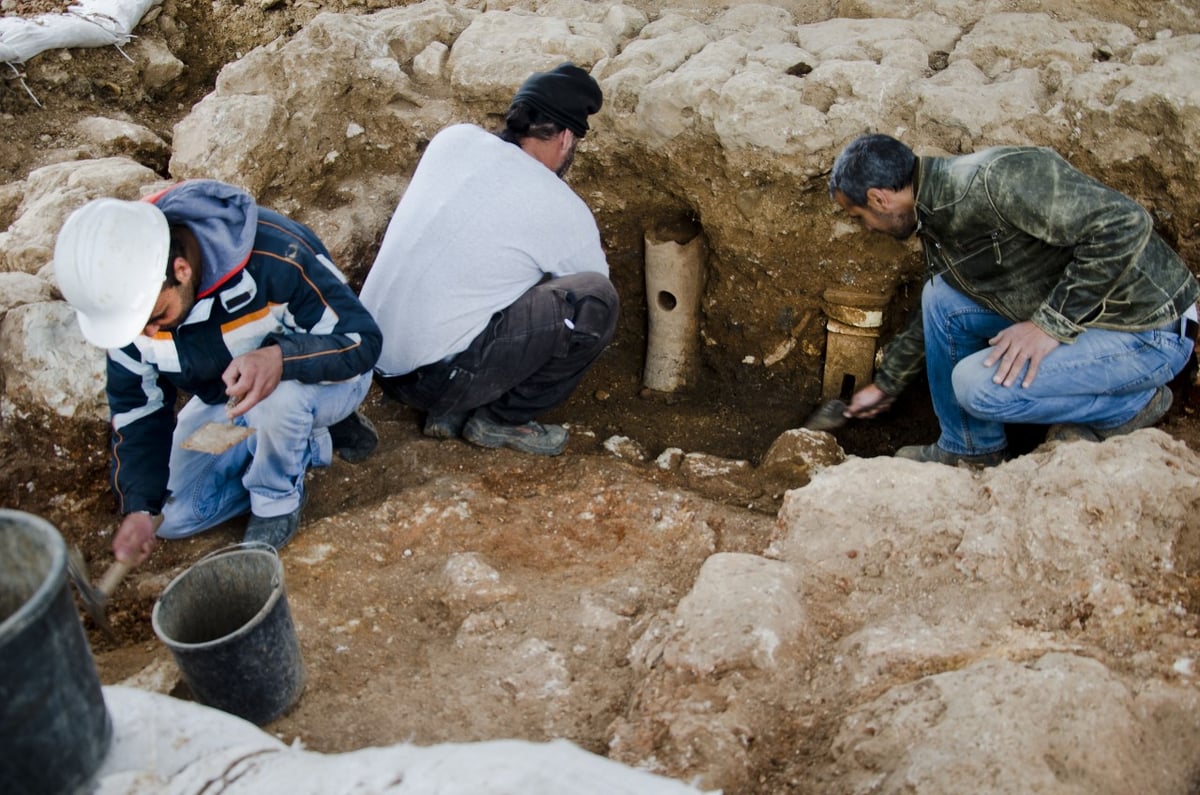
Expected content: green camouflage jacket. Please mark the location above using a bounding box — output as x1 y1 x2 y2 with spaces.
875 146 1200 396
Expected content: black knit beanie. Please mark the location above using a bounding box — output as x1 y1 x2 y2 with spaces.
510 62 603 138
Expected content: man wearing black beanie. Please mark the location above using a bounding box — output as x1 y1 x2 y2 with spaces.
511 62 604 139
360 62 619 456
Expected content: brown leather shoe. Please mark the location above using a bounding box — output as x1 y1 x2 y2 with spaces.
894 443 1007 467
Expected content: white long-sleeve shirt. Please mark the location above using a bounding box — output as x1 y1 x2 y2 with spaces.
360 123 608 376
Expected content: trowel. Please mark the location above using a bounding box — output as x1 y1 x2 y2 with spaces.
181 421 255 454
802 398 849 432
181 397 255 454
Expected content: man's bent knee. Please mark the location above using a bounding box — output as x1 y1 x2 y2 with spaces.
951 357 1008 419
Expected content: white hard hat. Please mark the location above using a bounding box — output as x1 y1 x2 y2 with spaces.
54 197 171 349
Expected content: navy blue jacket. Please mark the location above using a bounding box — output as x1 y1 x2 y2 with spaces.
106 180 381 515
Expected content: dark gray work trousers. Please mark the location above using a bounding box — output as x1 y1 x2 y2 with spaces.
377 271 619 425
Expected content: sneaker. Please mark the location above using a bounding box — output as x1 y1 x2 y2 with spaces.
1045 385 1173 443
329 409 378 463
894 443 1007 467
423 412 468 439
462 414 568 456
244 494 307 550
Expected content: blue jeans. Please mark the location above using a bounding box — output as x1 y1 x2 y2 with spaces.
922 275 1195 455
158 372 372 538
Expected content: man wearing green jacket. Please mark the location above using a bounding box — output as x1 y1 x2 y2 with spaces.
830 133 1199 466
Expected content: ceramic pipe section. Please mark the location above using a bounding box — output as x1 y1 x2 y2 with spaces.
642 226 706 392
821 287 889 401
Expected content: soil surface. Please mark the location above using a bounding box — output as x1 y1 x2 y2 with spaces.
4 1 1200 791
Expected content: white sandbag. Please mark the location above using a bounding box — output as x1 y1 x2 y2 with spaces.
0 0 159 64
95 686 716 795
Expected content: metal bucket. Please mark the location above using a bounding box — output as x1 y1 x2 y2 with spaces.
152 543 305 725
0 509 112 794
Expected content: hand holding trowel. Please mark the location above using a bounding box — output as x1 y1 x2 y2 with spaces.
67 512 164 638
180 346 280 454
803 384 896 431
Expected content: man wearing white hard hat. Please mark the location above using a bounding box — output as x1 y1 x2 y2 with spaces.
55 180 382 563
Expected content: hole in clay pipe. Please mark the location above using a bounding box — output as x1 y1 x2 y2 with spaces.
657 291 678 311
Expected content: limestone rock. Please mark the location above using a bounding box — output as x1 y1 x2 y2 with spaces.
0 181 21 229
133 36 186 89
768 431 1200 583
680 452 758 502
0 272 55 316
0 300 107 421
604 434 648 461
441 551 518 612
411 40 448 84
760 427 845 472
655 447 685 470
662 552 807 675
74 116 170 172
829 653 1200 795
0 157 163 275
447 7 618 103
171 2 477 196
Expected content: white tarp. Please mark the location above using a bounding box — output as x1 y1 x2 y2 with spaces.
0 0 159 64
95 686 717 795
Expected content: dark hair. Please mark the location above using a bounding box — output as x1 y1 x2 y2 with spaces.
829 134 916 206
497 100 567 146
163 229 186 287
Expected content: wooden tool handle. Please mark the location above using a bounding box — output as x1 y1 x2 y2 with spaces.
97 512 163 596
97 559 134 597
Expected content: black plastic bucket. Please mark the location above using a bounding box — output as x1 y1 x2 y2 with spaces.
0 509 112 795
151 543 305 725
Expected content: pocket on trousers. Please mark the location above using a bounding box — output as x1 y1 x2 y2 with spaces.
426 366 477 417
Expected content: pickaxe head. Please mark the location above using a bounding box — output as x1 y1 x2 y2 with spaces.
66 545 116 639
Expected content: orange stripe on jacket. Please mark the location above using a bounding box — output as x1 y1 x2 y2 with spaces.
220 305 275 334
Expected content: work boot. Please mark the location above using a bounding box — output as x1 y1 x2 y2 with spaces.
423 412 469 439
329 409 378 463
244 493 307 550
1046 385 1173 443
894 443 1007 468
463 414 568 456
1043 424 1102 443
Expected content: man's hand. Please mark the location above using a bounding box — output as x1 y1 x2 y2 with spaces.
223 345 284 417
113 511 159 565
845 384 897 419
984 321 1060 388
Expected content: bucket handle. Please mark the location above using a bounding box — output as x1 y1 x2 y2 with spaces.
191 541 284 588
193 540 280 565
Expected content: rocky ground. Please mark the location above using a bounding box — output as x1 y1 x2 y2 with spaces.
3 1 1200 793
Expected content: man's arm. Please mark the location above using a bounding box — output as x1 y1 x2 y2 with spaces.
254 215 382 385
107 347 175 515
870 307 926 398
106 346 175 562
